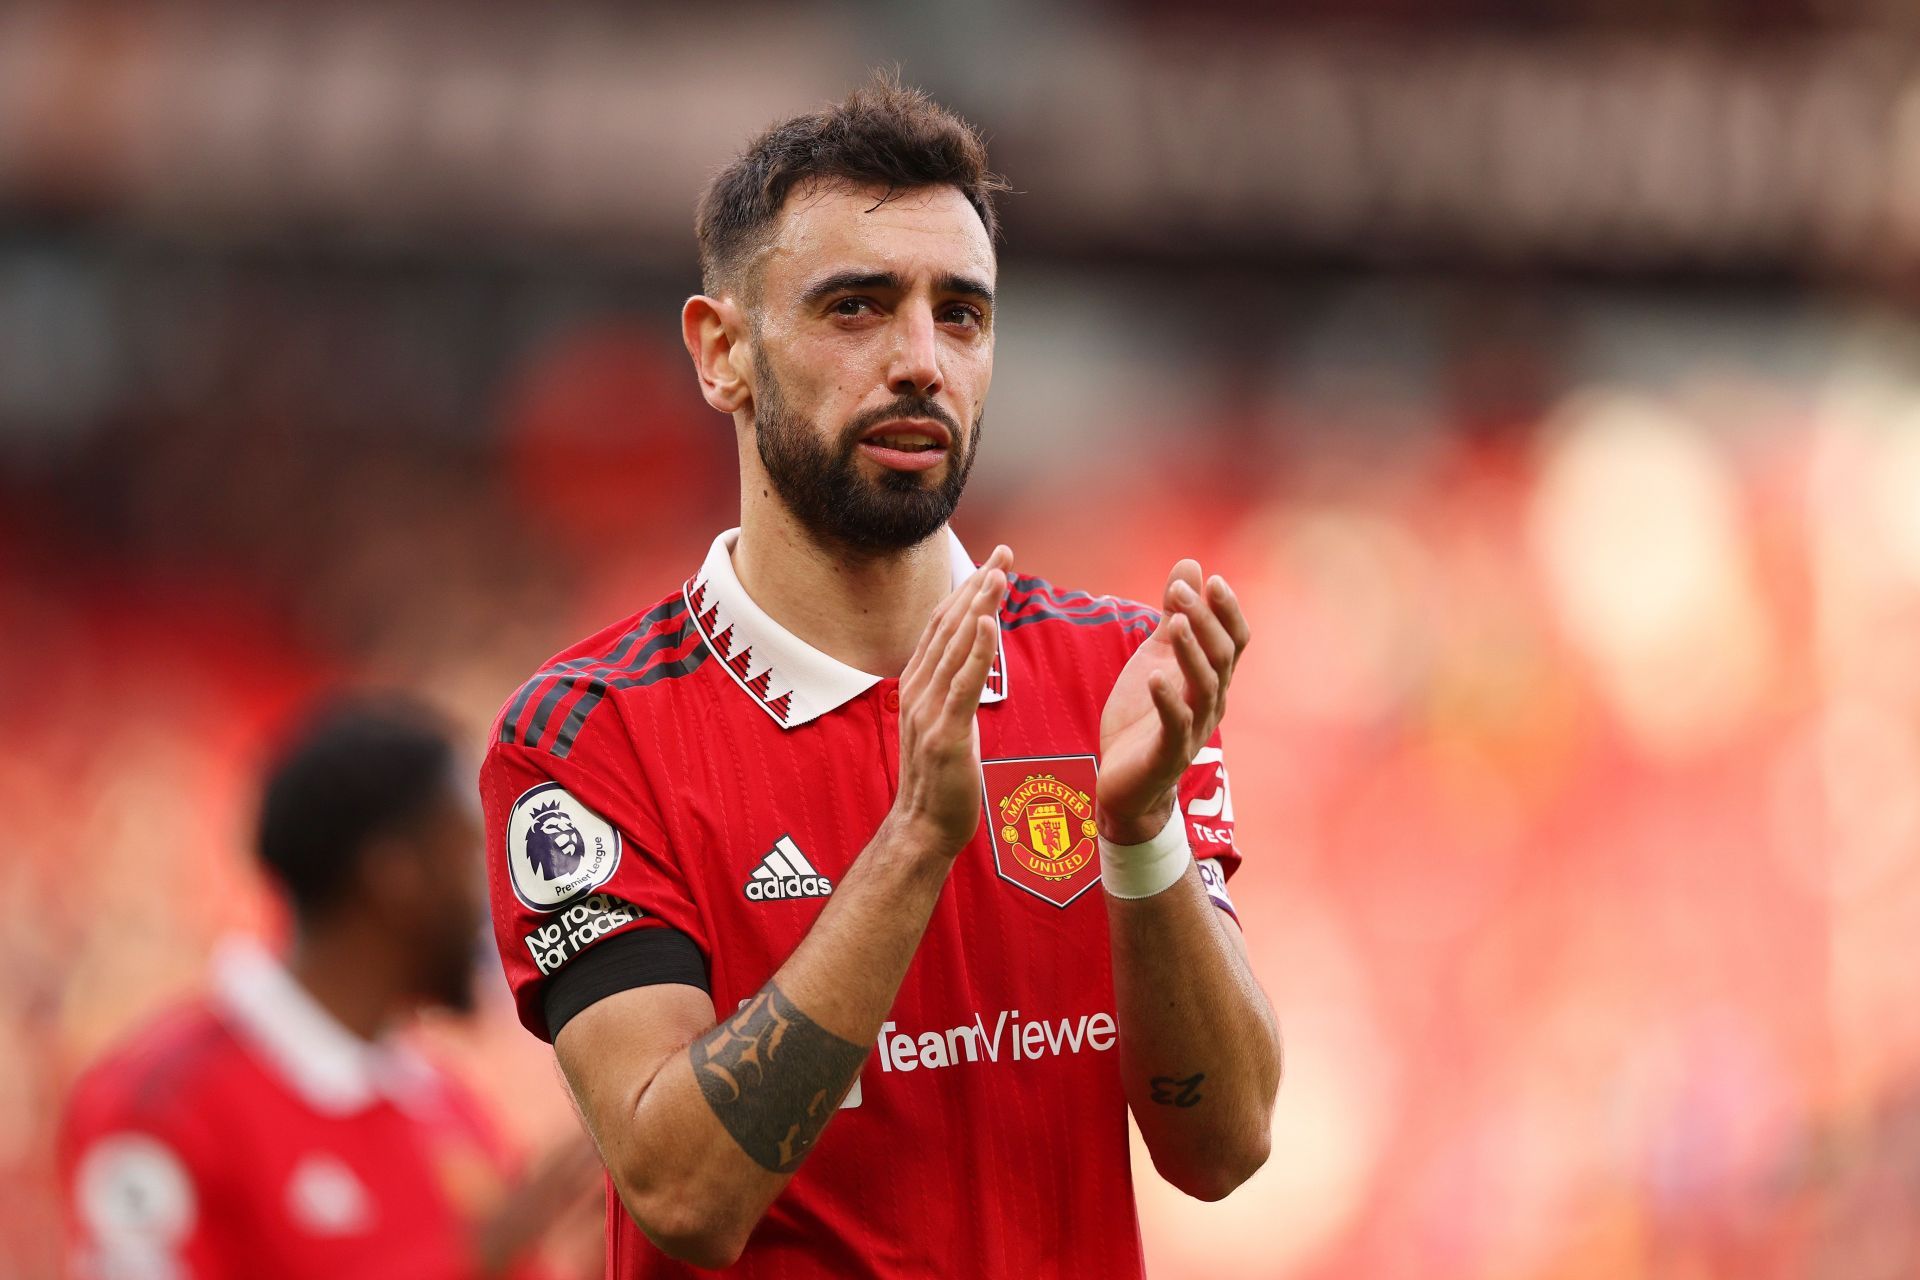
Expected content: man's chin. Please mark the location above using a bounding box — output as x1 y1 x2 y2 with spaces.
840 495 958 549
765 443 968 552
433 978 477 1017
423 957 479 1015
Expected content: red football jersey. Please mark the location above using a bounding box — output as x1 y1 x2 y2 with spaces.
60 943 530 1280
482 529 1242 1279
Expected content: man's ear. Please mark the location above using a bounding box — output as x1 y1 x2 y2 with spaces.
682 294 752 415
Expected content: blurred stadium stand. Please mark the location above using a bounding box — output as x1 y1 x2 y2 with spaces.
6 2 1920 1277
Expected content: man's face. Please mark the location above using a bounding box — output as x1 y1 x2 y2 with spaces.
741 183 996 553
401 790 486 1014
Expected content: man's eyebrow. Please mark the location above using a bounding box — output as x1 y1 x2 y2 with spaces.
937 274 995 308
799 270 902 308
797 270 996 310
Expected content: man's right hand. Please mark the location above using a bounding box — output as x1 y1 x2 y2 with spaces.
889 546 1011 857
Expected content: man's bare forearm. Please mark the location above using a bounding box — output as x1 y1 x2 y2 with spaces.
598 817 951 1259
1108 864 1280 1201
688 983 866 1173
686 818 950 1171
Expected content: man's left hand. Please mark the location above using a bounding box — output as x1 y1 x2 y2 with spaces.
1096 561 1250 844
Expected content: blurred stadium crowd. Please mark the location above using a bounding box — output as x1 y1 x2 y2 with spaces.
7 2 1920 1278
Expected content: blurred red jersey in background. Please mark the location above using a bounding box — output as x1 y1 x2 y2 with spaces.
59 943 547 1280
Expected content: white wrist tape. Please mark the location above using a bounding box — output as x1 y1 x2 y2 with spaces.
1099 803 1193 900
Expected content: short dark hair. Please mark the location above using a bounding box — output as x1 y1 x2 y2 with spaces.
696 71 1007 296
256 698 457 923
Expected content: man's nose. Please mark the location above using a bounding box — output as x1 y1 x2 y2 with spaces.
886 304 943 396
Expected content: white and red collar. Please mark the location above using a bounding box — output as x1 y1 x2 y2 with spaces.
211 939 434 1116
685 527 1008 729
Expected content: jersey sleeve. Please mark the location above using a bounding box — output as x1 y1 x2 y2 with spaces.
1180 726 1242 921
481 701 712 1042
60 1088 234 1280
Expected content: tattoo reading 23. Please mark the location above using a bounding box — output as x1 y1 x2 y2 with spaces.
689 983 867 1173
1149 1073 1206 1107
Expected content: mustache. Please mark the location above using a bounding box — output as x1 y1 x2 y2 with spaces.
839 395 965 446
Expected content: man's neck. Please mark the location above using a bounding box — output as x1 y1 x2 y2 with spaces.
285 921 409 1044
733 498 954 678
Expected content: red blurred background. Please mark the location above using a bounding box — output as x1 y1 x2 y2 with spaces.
6 2 1920 1277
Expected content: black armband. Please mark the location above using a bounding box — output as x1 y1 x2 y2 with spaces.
542 926 709 1042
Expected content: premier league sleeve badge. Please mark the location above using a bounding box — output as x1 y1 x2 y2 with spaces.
504 782 622 911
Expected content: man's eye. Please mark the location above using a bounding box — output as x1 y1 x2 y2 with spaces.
941 305 983 328
832 297 873 316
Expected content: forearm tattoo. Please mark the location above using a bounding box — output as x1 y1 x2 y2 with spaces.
1149 1072 1206 1107
689 983 868 1173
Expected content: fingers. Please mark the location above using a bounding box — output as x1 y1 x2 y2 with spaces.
1169 578 1235 675
901 600 954 690
903 567 984 691
1207 574 1252 654
1149 669 1194 742
916 567 1005 714
889 553 1008 854
1164 558 1205 603
1153 563 1252 755
1163 564 1250 703
938 614 999 730
903 546 1011 700
1167 612 1220 713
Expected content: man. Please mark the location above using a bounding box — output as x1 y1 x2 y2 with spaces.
481 75 1283 1276
61 701 597 1280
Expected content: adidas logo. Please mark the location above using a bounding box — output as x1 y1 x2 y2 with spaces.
744 835 833 902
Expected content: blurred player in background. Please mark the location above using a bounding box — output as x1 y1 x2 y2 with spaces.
481 75 1283 1276
59 701 600 1280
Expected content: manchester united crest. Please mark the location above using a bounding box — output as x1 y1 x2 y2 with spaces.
981 754 1102 907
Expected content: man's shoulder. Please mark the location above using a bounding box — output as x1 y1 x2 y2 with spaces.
64 998 240 1141
999 570 1160 645
492 586 712 760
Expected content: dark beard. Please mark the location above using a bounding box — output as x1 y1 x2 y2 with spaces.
422 930 479 1015
753 353 980 554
